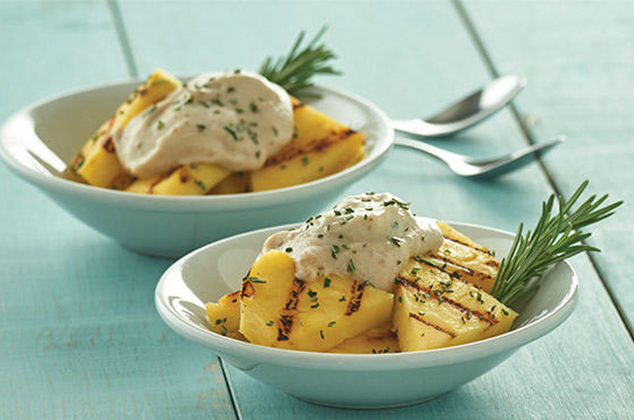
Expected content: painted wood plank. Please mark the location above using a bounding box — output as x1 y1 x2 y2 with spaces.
118 0 634 418
0 1 235 418
461 0 634 330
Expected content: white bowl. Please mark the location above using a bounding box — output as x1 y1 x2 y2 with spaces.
155 221 578 409
0 82 392 257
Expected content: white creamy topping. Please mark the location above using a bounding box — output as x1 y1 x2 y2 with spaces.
261 193 443 292
113 70 293 178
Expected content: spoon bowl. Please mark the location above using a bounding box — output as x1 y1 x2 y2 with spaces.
392 75 527 138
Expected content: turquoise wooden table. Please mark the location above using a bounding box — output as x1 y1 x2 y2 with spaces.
2 1 634 418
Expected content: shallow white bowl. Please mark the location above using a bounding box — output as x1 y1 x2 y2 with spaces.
155 221 578 409
0 82 392 257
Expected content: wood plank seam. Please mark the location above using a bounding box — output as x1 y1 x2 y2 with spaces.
218 357 242 419
107 0 139 79
451 0 634 342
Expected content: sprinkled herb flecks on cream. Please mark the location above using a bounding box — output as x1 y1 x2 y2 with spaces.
113 70 293 178
261 193 444 291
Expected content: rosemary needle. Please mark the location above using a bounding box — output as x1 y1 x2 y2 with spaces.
492 181 622 308
258 26 341 97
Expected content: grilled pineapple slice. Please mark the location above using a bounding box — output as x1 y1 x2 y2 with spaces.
249 100 365 192
429 222 500 293
393 259 517 352
125 163 231 195
209 172 251 194
205 291 246 341
329 324 400 354
239 251 394 352
69 69 182 188
206 291 398 353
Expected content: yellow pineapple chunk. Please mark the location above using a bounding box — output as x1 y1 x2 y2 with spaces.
393 259 517 352
250 100 365 192
329 324 400 354
209 172 251 194
125 163 230 195
250 132 364 191
239 251 394 352
429 222 500 293
206 291 241 334
70 69 182 188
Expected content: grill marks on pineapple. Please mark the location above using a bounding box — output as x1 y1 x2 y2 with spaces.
408 312 456 338
226 290 240 304
398 276 498 327
424 257 495 289
147 174 168 194
102 136 116 153
276 279 306 342
240 278 255 298
345 282 366 316
438 238 499 264
264 130 360 166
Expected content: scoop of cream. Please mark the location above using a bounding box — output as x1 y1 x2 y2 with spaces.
261 192 443 292
113 70 294 179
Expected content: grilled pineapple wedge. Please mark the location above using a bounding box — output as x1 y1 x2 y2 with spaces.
205 291 247 341
329 324 400 354
239 251 394 352
249 100 365 192
69 69 182 188
125 163 231 195
393 258 517 352
429 222 500 293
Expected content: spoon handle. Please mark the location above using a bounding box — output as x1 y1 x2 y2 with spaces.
393 137 465 166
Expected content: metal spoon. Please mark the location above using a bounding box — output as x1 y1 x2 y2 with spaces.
395 135 565 179
392 75 527 138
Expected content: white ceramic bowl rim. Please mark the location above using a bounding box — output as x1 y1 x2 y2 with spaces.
0 80 393 211
155 221 579 371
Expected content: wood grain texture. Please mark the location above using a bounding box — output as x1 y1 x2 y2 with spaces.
0 1 235 418
116 0 634 418
461 0 634 330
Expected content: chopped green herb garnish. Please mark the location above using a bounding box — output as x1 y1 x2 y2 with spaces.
144 104 157 116
347 259 356 274
331 245 340 259
389 236 403 247
224 125 239 140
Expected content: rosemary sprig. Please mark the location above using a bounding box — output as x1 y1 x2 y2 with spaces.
259 26 341 97
492 181 622 308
